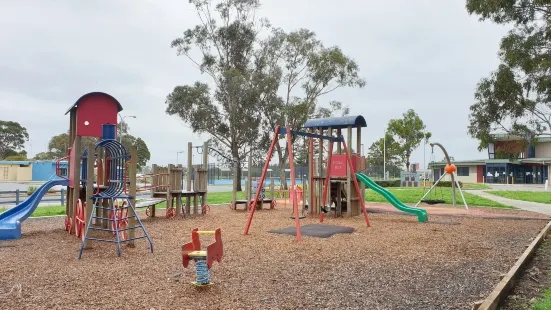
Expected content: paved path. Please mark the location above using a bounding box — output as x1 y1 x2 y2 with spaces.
467 190 551 216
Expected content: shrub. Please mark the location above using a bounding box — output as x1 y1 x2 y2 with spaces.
374 180 401 187
436 181 463 188
27 186 38 195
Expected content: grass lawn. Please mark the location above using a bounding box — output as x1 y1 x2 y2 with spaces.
0 187 512 218
532 287 551 310
367 187 514 209
462 183 491 189
0 206 66 217
487 191 551 204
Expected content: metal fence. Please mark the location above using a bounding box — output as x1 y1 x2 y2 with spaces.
0 189 66 207
197 163 407 184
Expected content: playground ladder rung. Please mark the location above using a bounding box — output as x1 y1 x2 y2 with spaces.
118 236 149 243
92 215 138 221
94 206 130 210
85 237 118 243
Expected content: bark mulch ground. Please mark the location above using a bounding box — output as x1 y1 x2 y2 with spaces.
0 206 548 310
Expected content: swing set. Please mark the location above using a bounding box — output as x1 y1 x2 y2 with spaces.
243 125 370 241
415 142 468 209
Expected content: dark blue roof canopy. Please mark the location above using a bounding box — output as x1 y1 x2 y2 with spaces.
303 115 366 129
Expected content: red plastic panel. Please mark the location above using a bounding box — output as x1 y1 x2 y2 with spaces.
76 94 119 137
330 154 347 177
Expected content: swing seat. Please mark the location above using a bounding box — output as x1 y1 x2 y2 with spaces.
421 199 445 205
290 215 306 219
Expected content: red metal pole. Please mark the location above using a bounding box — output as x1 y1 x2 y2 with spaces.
342 138 371 227
286 126 301 241
319 141 334 222
244 126 280 236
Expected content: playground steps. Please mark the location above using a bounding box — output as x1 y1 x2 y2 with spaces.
330 182 347 199
78 198 154 259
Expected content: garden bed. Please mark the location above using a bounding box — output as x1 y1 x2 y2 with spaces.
0 206 547 309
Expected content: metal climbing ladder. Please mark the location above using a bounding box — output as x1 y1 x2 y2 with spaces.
78 197 153 259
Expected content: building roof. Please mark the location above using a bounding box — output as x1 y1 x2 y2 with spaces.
429 160 485 167
65 92 124 115
429 157 551 167
303 115 367 129
0 161 31 165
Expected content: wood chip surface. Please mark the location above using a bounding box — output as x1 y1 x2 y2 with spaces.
0 206 547 309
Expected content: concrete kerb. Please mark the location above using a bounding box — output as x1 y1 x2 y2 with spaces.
474 219 551 310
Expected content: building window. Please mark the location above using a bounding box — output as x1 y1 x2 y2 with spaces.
1 167 8 180
457 167 469 176
488 143 495 159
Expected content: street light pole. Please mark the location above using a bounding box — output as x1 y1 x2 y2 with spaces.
383 132 386 180
118 114 136 143
176 151 185 165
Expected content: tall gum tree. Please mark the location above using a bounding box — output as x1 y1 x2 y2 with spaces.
166 0 272 191
466 1 551 154
255 28 365 188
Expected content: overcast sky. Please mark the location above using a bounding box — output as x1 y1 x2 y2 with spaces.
0 0 509 168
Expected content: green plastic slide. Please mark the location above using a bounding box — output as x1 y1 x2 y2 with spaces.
355 173 429 223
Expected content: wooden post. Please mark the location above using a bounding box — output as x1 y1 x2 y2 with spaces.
337 129 342 153
248 155 252 203
346 126 352 216
127 146 138 246
186 142 192 214
357 126 365 214
168 164 174 216
318 127 323 214
232 161 237 210
327 127 332 207
84 143 94 248
308 129 315 215
70 136 82 234
203 141 208 207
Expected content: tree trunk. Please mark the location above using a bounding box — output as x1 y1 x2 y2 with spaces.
236 163 242 191
232 145 242 192
277 147 288 190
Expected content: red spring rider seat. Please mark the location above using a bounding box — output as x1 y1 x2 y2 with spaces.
182 228 223 286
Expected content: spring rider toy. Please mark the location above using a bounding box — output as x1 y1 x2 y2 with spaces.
182 228 223 286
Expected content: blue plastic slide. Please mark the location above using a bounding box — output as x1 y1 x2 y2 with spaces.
0 179 69 240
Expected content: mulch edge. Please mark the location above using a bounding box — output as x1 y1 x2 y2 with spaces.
475 219 551 310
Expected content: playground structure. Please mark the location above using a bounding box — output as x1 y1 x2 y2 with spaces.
416 142 468 209
230 154 278 211
182 228 223 286
244 117 372 241
147 142 209 217
61 92 152 258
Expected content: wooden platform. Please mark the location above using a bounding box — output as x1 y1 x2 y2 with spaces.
232 199 275 211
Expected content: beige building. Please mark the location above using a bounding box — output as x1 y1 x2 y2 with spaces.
0 161 33 182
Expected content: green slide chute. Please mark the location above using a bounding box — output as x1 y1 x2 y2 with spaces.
355 173 429 223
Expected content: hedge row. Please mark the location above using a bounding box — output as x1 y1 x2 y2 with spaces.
371 180 463 188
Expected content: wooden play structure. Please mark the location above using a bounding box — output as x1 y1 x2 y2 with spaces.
147 142 209 217
229 154 277 211
244 116 370 241
182 228 223 286
60 92 152 258
303 116 367 218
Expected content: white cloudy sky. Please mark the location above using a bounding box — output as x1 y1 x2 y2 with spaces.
0 0 509 168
